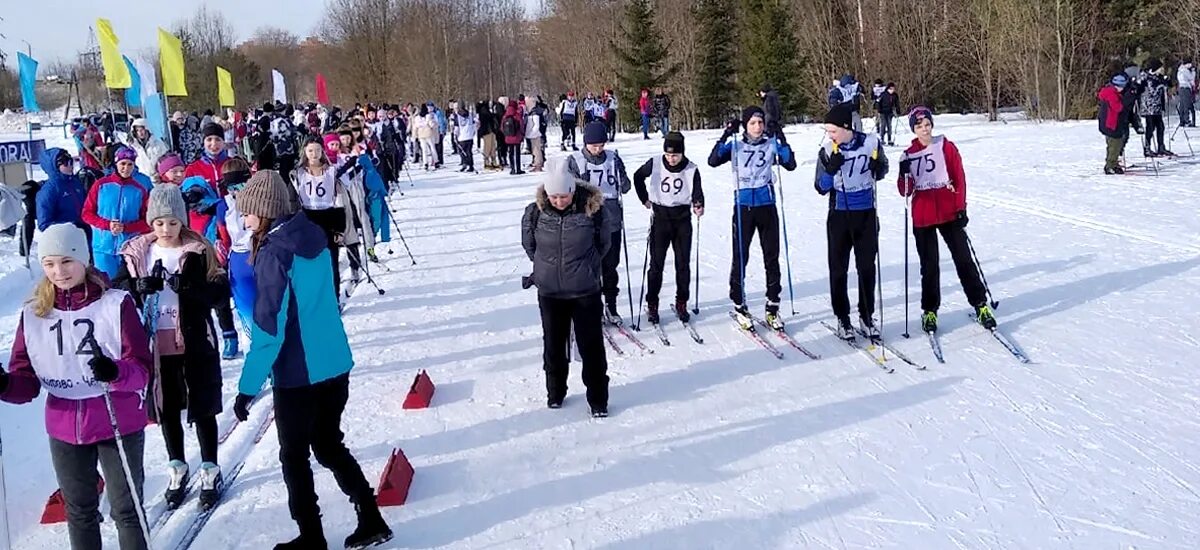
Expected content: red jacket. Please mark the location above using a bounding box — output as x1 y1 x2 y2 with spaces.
639 93 651 115
897 136 967 229
183 152 228 232
1096 84 1125 138
502 105 525 145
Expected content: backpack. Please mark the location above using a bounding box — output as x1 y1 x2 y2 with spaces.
502 116 519 137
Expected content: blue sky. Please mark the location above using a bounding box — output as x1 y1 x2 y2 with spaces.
2 0 537 69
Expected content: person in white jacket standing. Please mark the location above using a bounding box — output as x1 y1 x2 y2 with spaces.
126 118 169 182
525 110 545 172
454 104 478 173
1177 60 1197 127
416 104 438 171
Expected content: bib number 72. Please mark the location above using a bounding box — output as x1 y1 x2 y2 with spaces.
49 318 99 356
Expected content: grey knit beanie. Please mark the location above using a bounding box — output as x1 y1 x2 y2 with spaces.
146 184 188 224
238 170 295 220
542 158 577 196
38 223 90 265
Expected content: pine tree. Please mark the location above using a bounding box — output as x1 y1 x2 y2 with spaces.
693 0 738 127
613 0 677 131
738 0 804 120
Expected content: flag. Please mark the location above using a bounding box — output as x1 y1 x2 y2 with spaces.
17 52 39 112
124 57 142 108
96 18 131 89
136 59 158 103
158 28 188 96
217 66 236 107
144 93 170 142
272 69 287 104
316 73 329 105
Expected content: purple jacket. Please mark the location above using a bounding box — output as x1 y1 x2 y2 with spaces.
2 281 151 445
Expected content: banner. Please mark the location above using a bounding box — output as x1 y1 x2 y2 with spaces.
316 73 329 105
143 93 170 143
124 56 142 108
158 28 188 96
17 52 38 112
136 59 158 103
96 18 131 89
0 139 47 164
217 66 235 107
272 69 287 104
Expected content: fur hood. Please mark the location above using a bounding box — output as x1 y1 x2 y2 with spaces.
534 182 603 217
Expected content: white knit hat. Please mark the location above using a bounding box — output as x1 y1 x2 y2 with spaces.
542 158 577 196
37 223 90 265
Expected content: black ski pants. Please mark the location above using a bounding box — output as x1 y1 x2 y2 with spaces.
538 292 609 408
601 227 623 305
827 209 878 321
880 113 895 143
458 140 475 170
728 205 781 305
305 207 347 298
561 120 577 149
645 213 693 307
274 373 375 530
913 221 988 312
1143 115 1165 153
158 354 219 464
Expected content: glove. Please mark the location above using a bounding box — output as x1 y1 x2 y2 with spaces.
721 119 740 140
774 131 788 145
234 393 254 422
182 188 206 208
521 274 535 290
868 155 883 179
88 350 119 383
823 150 845 175
899 157 913 176
135 275 164 295
955 210 969 228
0 367 8 393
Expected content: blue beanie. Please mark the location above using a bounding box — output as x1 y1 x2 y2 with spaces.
1111 74 1128 88
908 106 934 131
583 121 607 145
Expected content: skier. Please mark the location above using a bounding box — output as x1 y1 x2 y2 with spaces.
838 74 865 132
114 184 226 511
896 106 996 332
216 158 256 329
232 172 393 550
639 89 653 139
632 131 704 324
707 106 797 330
1137 59 1171 157
1 223 151 550
814 102 888 340
759 84 782 137
294 138 350 297
501 101 527 175
1098 73 1131 174
877 83 899 146
567 121 632 323
604 90 619 141
81 147 151 279
558 91 580 151
125 119 169 182
35 148 89 239
1177 59 1196 127
653 88 672 137
156 153 187 186
415 104 438 171
521 160 611 417
454 103 478 173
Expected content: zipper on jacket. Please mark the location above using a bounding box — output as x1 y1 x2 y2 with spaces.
557 215 565 292
67 292 85 444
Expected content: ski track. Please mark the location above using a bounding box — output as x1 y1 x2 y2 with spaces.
3 118 1200 548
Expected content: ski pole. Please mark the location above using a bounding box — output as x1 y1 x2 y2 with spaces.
773 137 796 315
383 201 417 265
634 217 652 330
964 230 999 309
98 382 154 550
902 193 911 338
732 133 747 309
692 215 700 315
618 195 635 325
0 425 11 550
870 146 886 361
347 241 386 296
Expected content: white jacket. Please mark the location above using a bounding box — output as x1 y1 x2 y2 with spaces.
125 135 169 179
455 113 477 141
525 114 542 139
1179 63 1196 90
416 115 437 141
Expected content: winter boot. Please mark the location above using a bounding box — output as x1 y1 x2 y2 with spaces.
221 331 240 360
836 316 856 341
764 302 784 330
674 299 691 323
646 303 660 325
197 462 222 510
1159 147 1175 157
547 396 564 409
366 247 380 263
164 460 189 510
732 303 752 331
975 305 998 330
344 499 393 549
921 311 938 334
274 519 327 550
1144 147 1157 158
604 300 623 326
591 406 609 418
859 316 880 342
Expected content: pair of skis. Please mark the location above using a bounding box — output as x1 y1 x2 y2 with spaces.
911 313 1031 365
603 318 653 357
730 312 821 361
819 321 895 373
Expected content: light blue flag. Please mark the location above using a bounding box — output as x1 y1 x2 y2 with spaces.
144 93 169 143
17 52 39 112
124 56 142 108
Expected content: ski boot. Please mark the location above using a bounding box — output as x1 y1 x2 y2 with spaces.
344 499 393 549
859 316 880 342
164 460 189 510
547 396 564 409
1158 148 1175 157
590 406 609 418
764 302 784 330
366 247 380 263
835 316 856 341
646 303 660 325
975 305 997 330
275 520 327 550
604 300 623 326
921 311 938 334
221 331 240 360
1104 165 1125 175
674 299 691 323
732 303 752 331
1144 147 1157 158
197 462 222 511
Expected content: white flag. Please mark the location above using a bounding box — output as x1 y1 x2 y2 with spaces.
272 69 287 104
136 59 158 101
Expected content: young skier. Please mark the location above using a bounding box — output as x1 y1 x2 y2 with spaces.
216 158 256 329
877 83 900 146
1137 59 1171 157
156 153 187 186
2 222 152 550
231 171 393 549
815 102 889 340
897 107 996 331
567 121 632 323
81 147 152 279
114 184 227 510
558 91 579 151
707 106 797 329
632 131 704 324
1097 74 1131 174
294 138 350 297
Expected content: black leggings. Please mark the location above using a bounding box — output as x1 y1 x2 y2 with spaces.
1143 115 1165 152
158 354 218 464
508 143 521 171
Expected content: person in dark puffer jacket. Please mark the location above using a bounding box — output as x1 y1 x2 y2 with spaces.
521 160 612 418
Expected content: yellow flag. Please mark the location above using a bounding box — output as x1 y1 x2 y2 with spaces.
96 18 131 89
158 28 188 97
216 66 235 107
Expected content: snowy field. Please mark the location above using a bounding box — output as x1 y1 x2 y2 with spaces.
2 115 1199 549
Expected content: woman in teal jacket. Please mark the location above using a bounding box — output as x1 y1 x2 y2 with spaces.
230 170 392 550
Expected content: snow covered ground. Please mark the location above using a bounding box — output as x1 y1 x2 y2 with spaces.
2 115 1199 549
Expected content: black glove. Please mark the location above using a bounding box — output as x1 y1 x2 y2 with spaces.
88 350 119 383
182 188 206 208
823 150 845 175
774 131 788 145
0 367 8 393
135 275 164 295
955 210 969 228
521 274 535 290
899 157 913 176
721 119 740 140
233 393 254 422
868 155 884 179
